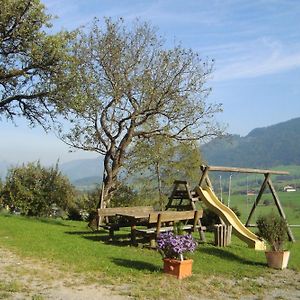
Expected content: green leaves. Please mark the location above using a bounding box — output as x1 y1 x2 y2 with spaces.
257 213 288 251
0 0 73 127
1 162 75 217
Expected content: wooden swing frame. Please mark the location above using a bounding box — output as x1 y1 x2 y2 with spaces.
199 165 295 242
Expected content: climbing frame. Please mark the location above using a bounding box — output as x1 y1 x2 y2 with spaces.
165 180 206 241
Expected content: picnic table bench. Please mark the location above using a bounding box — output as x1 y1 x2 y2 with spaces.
97 206 154 239
135 210 204 247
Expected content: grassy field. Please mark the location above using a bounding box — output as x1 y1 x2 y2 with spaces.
218 191 300 230
0 212 300 299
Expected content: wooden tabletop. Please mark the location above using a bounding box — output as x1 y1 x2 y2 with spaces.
116 212 153 219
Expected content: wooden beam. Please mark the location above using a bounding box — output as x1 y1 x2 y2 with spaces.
199 165 209 186
267 178 295 242
245 173 270 226
204 165 289 175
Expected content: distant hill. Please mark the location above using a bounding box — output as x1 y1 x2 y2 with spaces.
72 176 101 190
59 157 103 189
59 157 103 182
202 117 300 168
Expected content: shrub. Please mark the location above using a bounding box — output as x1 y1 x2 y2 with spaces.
2 162 75 217
263 199 272 206
231 206 241 218
256 213 288 251
201 209 220 227
67 206 82 221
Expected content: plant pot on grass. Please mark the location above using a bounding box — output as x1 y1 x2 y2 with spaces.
256 213 290 270
157 231 197 279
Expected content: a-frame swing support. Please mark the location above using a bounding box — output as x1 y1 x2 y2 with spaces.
199 165 295 242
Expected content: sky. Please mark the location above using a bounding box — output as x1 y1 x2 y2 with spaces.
1 0 300 165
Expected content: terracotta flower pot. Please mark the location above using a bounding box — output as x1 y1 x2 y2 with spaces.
163 258 193 279
265 251 290 269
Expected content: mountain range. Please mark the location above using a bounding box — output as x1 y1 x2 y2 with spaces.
201 117 300 168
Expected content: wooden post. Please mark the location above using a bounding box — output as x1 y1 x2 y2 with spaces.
267 178 295 242
245 173 270 227
214 224 232 247
199 165 209 187
156 213 162 239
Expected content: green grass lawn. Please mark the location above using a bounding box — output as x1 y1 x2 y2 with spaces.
0 213 299 299
220 191 300 228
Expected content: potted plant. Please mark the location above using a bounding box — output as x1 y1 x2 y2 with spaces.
157 231 197 279
256 213 290 269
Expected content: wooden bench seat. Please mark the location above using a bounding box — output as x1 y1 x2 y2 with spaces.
136 210 204 246
136 224 202 234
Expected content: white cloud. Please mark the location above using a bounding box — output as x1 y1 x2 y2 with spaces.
211 39 300 81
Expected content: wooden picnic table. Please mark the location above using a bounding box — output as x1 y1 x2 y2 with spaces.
116 211 155 244
117 210 204 246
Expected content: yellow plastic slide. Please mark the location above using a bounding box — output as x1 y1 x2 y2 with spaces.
196 186 266 250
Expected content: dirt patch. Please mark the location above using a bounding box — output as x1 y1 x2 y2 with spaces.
0 247 300 299
0 247 131 300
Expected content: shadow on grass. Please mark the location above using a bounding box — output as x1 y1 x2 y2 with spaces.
64 229 137 247
65 230 107 235
111 258 160 272
83 234 135 247
200 247 266 267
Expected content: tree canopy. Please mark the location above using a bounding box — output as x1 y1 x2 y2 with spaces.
125 137 202 209
1 162 75 217
0 0 72 127
58 18 223 206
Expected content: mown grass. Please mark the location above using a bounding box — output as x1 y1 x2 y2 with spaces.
220 191 300 227
0 213 300 299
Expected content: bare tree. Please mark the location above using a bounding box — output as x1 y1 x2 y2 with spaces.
59 18 223 207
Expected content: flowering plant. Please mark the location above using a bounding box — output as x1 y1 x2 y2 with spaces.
157 231 197 261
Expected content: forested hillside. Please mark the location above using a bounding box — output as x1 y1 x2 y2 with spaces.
202 117 300 168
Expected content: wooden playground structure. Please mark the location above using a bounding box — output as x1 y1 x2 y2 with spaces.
165 165 296 245
94 164 296 248
198 165 295 242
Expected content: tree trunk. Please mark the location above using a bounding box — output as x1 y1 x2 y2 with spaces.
97 154 122 209
155 161 164 210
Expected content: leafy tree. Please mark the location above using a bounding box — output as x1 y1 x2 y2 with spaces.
1 162 75 216
110 183 139 207
125 138 202 209
83 183 139 209
0 0 73 127
59 18 223 207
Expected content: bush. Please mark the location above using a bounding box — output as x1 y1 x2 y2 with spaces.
1 162 75 217
110 184 139 207
231 206 241 218
256 212 288 251
201 206 241 229
201 209 220 227
67 206 82 221
263 199 272 206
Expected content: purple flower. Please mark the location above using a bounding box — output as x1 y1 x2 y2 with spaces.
157 232 197 260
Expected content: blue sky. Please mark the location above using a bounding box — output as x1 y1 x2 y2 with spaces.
1 0 300 165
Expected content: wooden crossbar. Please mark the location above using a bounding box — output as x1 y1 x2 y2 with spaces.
199 165 295 242
98 206 153 218
202 165 289 175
